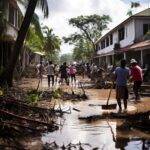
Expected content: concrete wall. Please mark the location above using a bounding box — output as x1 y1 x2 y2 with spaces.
97 19 135 55
119 19 135 47
6 23 18 40
134 18 150 40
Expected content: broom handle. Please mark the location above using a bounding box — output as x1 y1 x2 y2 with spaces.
36 79 40 91
80 82 85 95
106 82 114 106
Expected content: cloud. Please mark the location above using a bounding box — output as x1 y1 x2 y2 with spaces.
39 0 150 54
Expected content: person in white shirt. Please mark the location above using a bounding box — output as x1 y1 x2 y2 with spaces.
36 61 45 82
46 61 55 87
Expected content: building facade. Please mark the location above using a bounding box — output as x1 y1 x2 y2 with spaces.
0 0 42 76
0 0 22 69
94 8 150 68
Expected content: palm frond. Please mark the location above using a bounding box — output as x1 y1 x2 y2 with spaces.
31 13 43 40
37 0 49 18
131 2 140 8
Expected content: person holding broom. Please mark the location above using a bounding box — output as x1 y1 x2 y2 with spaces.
114 59 130 113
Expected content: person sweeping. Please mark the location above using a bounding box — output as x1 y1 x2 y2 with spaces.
115 59 130 113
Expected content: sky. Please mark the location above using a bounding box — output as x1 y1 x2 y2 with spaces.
38 0 150 55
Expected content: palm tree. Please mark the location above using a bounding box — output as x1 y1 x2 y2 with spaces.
0 0 49 86
42 26 61 61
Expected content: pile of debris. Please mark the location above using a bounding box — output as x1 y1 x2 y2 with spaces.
0 87 69 149
43 141 99 150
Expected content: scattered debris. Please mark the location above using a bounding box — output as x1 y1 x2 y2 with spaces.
73 108 81 112
79 111 150 121
43 141 94 150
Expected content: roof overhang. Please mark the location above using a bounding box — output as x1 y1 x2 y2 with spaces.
94 50 114 58
116 40 150 52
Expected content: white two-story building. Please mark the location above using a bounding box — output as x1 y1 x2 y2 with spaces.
94 8 150 68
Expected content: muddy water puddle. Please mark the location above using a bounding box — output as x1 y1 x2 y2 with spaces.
41 99 150 150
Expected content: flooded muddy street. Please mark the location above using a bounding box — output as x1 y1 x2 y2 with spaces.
40 87 150 150
15 78 150 149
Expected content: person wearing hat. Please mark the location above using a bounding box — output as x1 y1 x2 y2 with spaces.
130 59 143 101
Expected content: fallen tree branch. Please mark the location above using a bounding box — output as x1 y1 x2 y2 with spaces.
0 120 46 132
0 109 60 128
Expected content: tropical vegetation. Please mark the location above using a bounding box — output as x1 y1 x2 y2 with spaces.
63 14 111 61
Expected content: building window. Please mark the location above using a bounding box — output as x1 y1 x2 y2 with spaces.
101 40 105 49
8 3 20 28
9 4 15 25
98 43 101 50
118 27 125 41
125 27 128 37
96 44 99 51
143 24 150 35
18 12 22 28
110 34 113 45
106 37 109 47
15 10 18 28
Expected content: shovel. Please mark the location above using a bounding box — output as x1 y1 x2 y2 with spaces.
101 82 117 110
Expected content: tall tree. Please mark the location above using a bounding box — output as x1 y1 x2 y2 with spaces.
60 54 73 64
72 39 93 61
42 26 61 62
63 14 111 62
68 14 111 51
0 0 49 86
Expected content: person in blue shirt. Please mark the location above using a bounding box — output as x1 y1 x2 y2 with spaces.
115 59 130 112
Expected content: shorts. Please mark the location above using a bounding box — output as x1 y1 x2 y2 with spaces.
116 86 128 99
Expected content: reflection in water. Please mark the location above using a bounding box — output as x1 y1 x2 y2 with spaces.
42 99 150 149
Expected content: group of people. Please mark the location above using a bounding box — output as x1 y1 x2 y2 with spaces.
36 61 77 87
115 59 143 112
37 58 143 113
77 63 101 79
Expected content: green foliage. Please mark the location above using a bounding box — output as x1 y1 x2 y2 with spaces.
64 14 111 62
42 26 61 61
131 2 140 8
26 89 41 104
73 39 93 61
60 53 73 64
143 30 150 40
127 9 133 16
68 14 111 44
37 0 49 18
52 88 63 99
27 93 39 104
26 26 44 52
63 33 83 45
31 13 44 40
126 1 140 16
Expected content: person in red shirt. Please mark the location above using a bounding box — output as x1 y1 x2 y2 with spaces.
130 59 143 101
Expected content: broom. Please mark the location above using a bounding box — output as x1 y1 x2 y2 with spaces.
101 82 117 110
